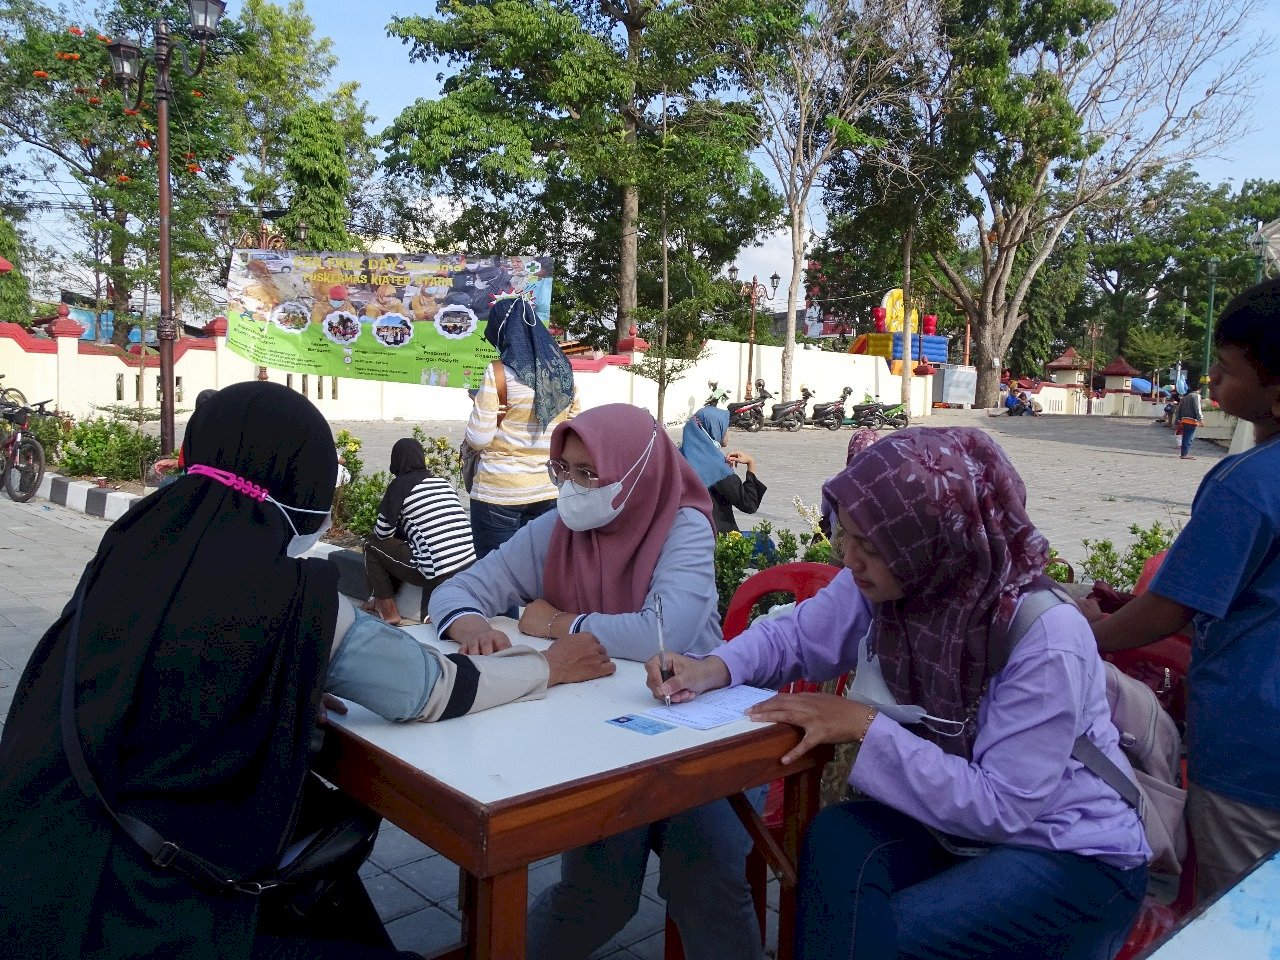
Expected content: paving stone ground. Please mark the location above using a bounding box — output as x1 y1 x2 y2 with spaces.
0 411 1222 957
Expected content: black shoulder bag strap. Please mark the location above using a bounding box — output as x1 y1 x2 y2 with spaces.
997 586 1145 815
59 581 276 896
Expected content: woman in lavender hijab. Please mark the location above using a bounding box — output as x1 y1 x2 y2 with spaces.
650 427 1149 960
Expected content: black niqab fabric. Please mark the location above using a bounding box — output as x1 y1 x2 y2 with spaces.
377 438 432 537
0 382 340 959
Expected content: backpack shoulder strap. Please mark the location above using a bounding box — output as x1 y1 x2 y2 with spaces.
990 586 1072 674
1071 728 1144 813
490 360 508 428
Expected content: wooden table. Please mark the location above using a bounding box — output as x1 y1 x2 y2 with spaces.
315 619 829 960
1139 848 1280 959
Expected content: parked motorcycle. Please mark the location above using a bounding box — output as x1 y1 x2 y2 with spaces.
846 394 911 429
758 380 808 432
726 384 767 432
806 386 852 430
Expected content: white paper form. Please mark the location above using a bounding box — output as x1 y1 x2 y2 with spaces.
645 685 777 730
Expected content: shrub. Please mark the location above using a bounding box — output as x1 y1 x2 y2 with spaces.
58 415 162 482
713 520 834 618
334 429 364 481
336 470 388 539
1081 521 1178 592
411 425 464 489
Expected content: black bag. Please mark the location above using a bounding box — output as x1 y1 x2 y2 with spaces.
59 579 381 902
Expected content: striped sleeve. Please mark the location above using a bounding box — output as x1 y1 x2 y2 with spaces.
465 364 500 450
402 477 477 579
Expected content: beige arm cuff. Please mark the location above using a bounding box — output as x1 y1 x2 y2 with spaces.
417 645 550 721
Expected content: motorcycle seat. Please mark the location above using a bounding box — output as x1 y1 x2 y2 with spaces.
770 404 797 418
851 403 879 415
727 401 755 413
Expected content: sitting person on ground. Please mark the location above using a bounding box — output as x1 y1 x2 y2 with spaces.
153 388 217 487
1003 389 1024 416
430 402 765 960
1088 278 1280 903
1175 387 1204 459
680 405 766 535
650 427 1149 960
365 437 476 625
0 381 613 960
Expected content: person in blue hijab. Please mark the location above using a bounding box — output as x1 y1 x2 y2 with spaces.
680 406 767 535
482 296 575 432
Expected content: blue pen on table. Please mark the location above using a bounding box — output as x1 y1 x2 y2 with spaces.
655 595 673 707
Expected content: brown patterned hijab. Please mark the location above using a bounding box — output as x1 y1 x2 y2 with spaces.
824 427 1049 757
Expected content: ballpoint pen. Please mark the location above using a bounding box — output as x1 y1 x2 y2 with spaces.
655 595 673 707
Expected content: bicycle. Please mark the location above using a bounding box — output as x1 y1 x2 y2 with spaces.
0 373 27 408
1 399 52 502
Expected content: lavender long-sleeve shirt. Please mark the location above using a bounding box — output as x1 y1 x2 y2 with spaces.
715 569 1149 868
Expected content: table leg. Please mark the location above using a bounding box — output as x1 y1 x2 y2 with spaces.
463 867 529 960
776 765 821 960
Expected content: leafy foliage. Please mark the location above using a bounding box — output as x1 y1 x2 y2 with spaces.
278 101 351 250
0 212 31 325
58 413 162 482
410 425 465 490
1081 521 1178 592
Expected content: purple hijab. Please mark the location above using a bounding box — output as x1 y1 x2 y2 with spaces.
823 427 1049 758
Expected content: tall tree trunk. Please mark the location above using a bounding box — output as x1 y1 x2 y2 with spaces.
781 203 805 402
617 181 639 352
900 220 915 410
973 312 1001 407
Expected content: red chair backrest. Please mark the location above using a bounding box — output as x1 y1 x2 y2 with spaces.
1134 550 1170 597
722 562 840 640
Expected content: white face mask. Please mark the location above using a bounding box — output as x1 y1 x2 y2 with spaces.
845 627 967 737
556 430 657 532
269 497 332 557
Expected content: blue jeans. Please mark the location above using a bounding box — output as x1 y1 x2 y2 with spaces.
469 498 557 619
1180 424 1197 457
527 789 766 960
469 497 558 560
797 800 1146 960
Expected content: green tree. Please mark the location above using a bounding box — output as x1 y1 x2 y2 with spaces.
278 102 351 250
1008 234 1086 377
1123 326 1192 379
224 0 335 218
0 0 243 341
384 0 767 347
923 0 1268 406
0 212 31 325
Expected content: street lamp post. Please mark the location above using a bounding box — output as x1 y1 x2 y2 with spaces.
1249 223 1268 285
107 0 226 455
1086 321 1103 415
1201 257 1219 400
727 265 780 399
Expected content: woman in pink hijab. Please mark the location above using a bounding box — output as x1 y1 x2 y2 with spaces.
429 403 765 960
650 427 1148 960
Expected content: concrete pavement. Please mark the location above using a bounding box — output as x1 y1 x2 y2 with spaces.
0 412 1223 958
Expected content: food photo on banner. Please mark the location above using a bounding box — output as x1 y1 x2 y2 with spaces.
223 251 556 388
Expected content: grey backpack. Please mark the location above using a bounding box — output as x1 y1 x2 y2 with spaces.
1002 589 1188 874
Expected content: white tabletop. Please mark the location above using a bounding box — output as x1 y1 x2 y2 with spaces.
1145 851 1280 958
329 618 776 805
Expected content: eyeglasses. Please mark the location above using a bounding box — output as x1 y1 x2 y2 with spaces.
546 459 601 491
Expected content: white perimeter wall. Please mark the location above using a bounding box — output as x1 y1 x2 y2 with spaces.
2 333 936 423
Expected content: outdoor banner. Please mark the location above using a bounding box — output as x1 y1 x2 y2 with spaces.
223 250 555 389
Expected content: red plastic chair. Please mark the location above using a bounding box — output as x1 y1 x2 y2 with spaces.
664 562 840 959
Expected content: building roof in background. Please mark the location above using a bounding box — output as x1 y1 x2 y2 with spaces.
1045 346 1086 370
1100 355 1141 377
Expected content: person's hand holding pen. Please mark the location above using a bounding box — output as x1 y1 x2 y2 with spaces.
644 653 731 705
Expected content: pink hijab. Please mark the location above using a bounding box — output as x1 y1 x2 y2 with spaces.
823 427 1049 758
544 404 713 615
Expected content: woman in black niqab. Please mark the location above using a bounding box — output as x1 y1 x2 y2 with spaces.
0 383 398 959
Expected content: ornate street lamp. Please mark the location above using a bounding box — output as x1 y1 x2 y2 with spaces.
1248 223 1267 285
106 0 225 454
1201 257 1219 399
728 267 781 399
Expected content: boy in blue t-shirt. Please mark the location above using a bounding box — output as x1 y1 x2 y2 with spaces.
1092 278 1280 902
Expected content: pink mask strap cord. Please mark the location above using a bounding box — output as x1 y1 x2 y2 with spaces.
186 464 270 502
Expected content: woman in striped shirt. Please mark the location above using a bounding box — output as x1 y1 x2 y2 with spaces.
366 438 476 624
466 298 579 560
